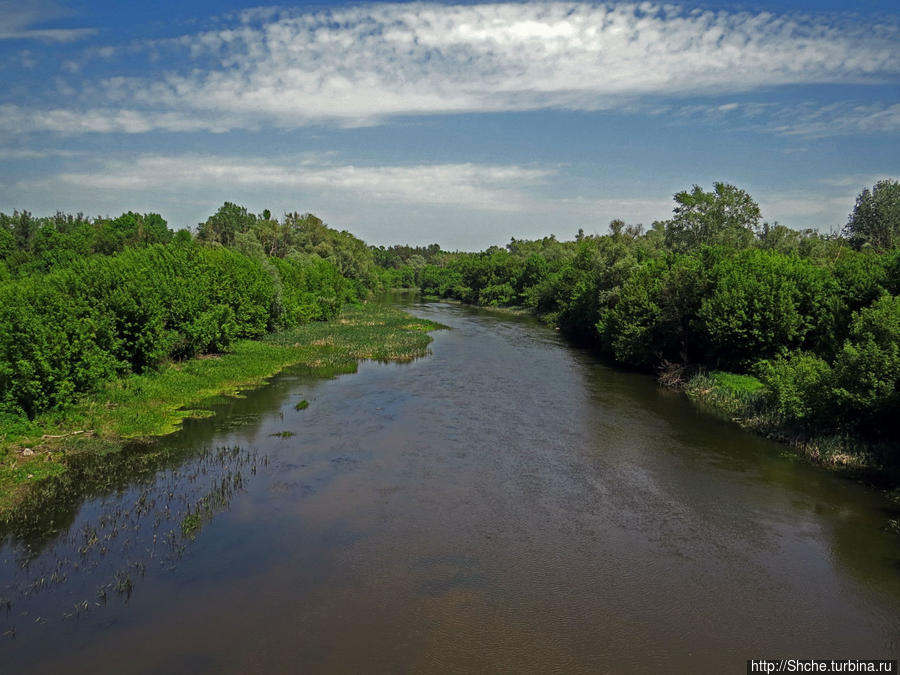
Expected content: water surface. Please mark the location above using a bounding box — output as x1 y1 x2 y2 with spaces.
2 301 898 673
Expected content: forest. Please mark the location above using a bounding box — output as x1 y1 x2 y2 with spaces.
1 180 898 472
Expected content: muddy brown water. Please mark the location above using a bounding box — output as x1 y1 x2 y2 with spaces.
1 300 898 673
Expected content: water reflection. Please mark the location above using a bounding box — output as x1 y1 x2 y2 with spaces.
1 300 898 673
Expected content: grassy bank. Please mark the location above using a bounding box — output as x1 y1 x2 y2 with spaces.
0 303 442 519
684 370 898 492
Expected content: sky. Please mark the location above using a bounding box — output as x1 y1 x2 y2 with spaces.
0 0 897 249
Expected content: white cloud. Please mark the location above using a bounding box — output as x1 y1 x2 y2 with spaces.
0 27 95 41
143 3 898 125
772 102 900 137
6 2 899 133
654 100 900 138
5 153 567 246
757 192 851 230
553 195 674 228
6 152 881 247
0 0 95 42
20 154 554 212
0 104 241 134
818 174 899 193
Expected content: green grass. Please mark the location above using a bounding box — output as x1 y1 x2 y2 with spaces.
0 303 443 518
704 371 765 394
685 370 766 417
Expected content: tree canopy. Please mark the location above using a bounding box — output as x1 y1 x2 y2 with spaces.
664 182 761 252
844 179 900 251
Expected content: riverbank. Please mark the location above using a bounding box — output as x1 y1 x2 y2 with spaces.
414 288 898 494
0 304 442 520
683 370 899 500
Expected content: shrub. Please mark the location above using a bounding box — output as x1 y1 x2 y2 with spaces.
698 249 836 369
755 351 833 423
830 295 900 436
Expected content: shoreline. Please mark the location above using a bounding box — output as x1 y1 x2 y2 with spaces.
682 370 900 502
409 288 899 496
0 304 442 521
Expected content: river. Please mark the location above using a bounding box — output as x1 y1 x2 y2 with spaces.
1 300 898 673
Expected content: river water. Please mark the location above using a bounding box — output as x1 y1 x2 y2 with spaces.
1 300 898 673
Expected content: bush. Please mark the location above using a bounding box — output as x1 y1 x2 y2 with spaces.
0 238 354 418
830 295 900 435
685 370 766 417
0 277 121 417
272 255 353 325
756 351 833 423
480 282 516 306
597 252 706 366
698 249 836 369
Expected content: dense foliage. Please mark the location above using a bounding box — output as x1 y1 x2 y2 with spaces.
197 203 379 296
388 182 899 447
0 210 175 280
0 206 370 420
3 181 898 457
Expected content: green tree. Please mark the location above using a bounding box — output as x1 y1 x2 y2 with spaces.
597 252 707 366
94 212 172 255
844 179 900 251
197 202 257 246
756 351 833 423
698 249 836 369
0 224 14 260
664 182 761 252
830 295 900 434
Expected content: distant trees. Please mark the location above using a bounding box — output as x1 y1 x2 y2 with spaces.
0 210 173 276
371 243 444 274
196 205 380 296
94 212 172 255
4 179 898 446
196 202 256 247
844 179 900 251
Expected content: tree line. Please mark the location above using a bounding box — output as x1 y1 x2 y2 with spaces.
378 180 900 448
0 204 383 421
2 180 897 452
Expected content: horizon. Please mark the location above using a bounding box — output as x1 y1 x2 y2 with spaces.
1 0 897 249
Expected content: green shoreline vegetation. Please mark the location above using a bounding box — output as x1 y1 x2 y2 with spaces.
2 179 898 519
0 303 440 519
0 203 442 521
374 180 900 489
682 370 896 489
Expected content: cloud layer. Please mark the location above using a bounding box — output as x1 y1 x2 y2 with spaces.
156 3 896 124
11 151 876 245
6 2 899 132
1 3 896 247
18 154 554 213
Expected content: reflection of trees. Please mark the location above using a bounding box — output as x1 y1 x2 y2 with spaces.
635 370 900 603
0 365 309 553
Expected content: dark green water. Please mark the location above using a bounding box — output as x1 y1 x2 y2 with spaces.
1 301 898 673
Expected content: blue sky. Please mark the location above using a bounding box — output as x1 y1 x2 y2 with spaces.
0 0 897 249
